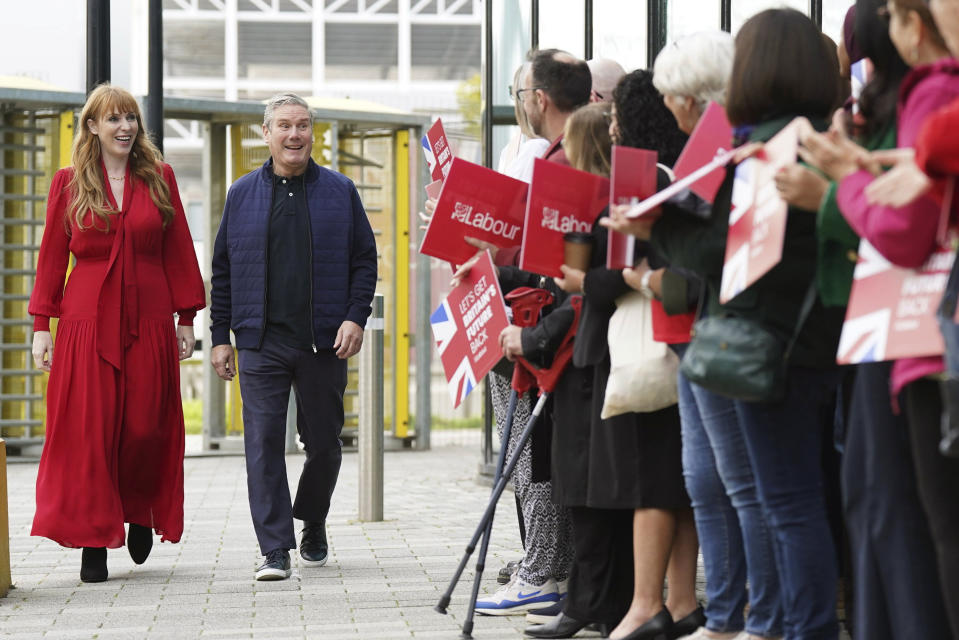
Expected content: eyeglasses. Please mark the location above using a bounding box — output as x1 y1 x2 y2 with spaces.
508 85 549 102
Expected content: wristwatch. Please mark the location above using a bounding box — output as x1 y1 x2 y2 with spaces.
639 269 655 299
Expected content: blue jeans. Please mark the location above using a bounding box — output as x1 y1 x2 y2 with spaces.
734 366 841 640
678 372 783 637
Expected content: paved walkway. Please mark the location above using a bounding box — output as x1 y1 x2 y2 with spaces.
1 444 591 639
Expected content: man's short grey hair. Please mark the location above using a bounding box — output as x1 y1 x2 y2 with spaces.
263 93 313 130
653 31 735 110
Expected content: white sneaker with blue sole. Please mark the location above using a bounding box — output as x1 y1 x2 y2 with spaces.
475 576 560 616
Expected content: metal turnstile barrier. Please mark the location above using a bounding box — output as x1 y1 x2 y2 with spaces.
0 109 71 455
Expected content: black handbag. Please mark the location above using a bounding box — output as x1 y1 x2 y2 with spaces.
680 283 818 403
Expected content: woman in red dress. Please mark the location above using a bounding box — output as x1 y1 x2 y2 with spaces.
28 85 205 583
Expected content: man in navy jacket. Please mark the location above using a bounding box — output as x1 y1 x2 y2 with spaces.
210 93 377 581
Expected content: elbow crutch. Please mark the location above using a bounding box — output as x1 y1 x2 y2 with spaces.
436 292 582 639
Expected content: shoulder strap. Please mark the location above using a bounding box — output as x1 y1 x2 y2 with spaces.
656 163 676 182
783 281 819 361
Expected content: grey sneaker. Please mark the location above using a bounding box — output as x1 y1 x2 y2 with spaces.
255 549 291 581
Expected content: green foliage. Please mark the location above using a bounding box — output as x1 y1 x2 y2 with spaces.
410 414 482 430
456 73 482 139
183 398 202 435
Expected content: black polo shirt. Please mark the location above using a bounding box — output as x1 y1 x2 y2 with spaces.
266 172 313 349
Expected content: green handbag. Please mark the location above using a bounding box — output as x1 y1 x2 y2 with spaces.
680 283 817 403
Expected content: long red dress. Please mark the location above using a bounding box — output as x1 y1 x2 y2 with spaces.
28 163 205 548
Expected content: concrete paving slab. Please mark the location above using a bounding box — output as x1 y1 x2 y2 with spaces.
2 444 723 639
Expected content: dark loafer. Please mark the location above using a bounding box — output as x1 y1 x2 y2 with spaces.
525 612 589 638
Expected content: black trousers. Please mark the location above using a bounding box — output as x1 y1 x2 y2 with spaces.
903 378 959 640
842 363 951 640
238 336 347 554
563 506 633 628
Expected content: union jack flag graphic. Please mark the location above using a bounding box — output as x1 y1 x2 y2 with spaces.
430 299 456 356
421 134 438 180
428 251 511 408
837 241 894 364
837 239 951 365
837 308 891 363
447 357 478 407
430 299 477 406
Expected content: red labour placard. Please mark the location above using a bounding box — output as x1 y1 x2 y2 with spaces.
719 122 798 303
419 157 529 265
837 240 953 364
608 146 657 269
520 158 609 278
672 102 734 204
429 251 511 408
422 118 453 182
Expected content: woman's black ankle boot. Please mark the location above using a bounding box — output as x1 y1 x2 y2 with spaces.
80 547 108 583
127 523 153 565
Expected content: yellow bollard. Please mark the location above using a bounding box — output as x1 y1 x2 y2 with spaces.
0 439 9 597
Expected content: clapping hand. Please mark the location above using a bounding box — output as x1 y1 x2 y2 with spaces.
864 148 932 207
795 115 874 182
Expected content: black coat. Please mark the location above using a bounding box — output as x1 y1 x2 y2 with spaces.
650 117 846 368
551 213 684 510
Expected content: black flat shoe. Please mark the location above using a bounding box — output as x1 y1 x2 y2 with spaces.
525 612 589 638
668 606 706 639
80 547 108 583
127 523 153 565
620 609 673 640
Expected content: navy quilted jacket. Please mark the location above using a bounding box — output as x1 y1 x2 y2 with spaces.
210 158 378 350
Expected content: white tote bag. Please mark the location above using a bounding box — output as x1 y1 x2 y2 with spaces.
601 291 680 419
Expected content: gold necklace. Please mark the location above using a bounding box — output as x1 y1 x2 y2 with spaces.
108 175 124 182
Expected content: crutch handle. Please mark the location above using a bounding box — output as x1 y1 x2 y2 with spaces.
514 295 583 395
505 287 555 394
506 287 554 328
